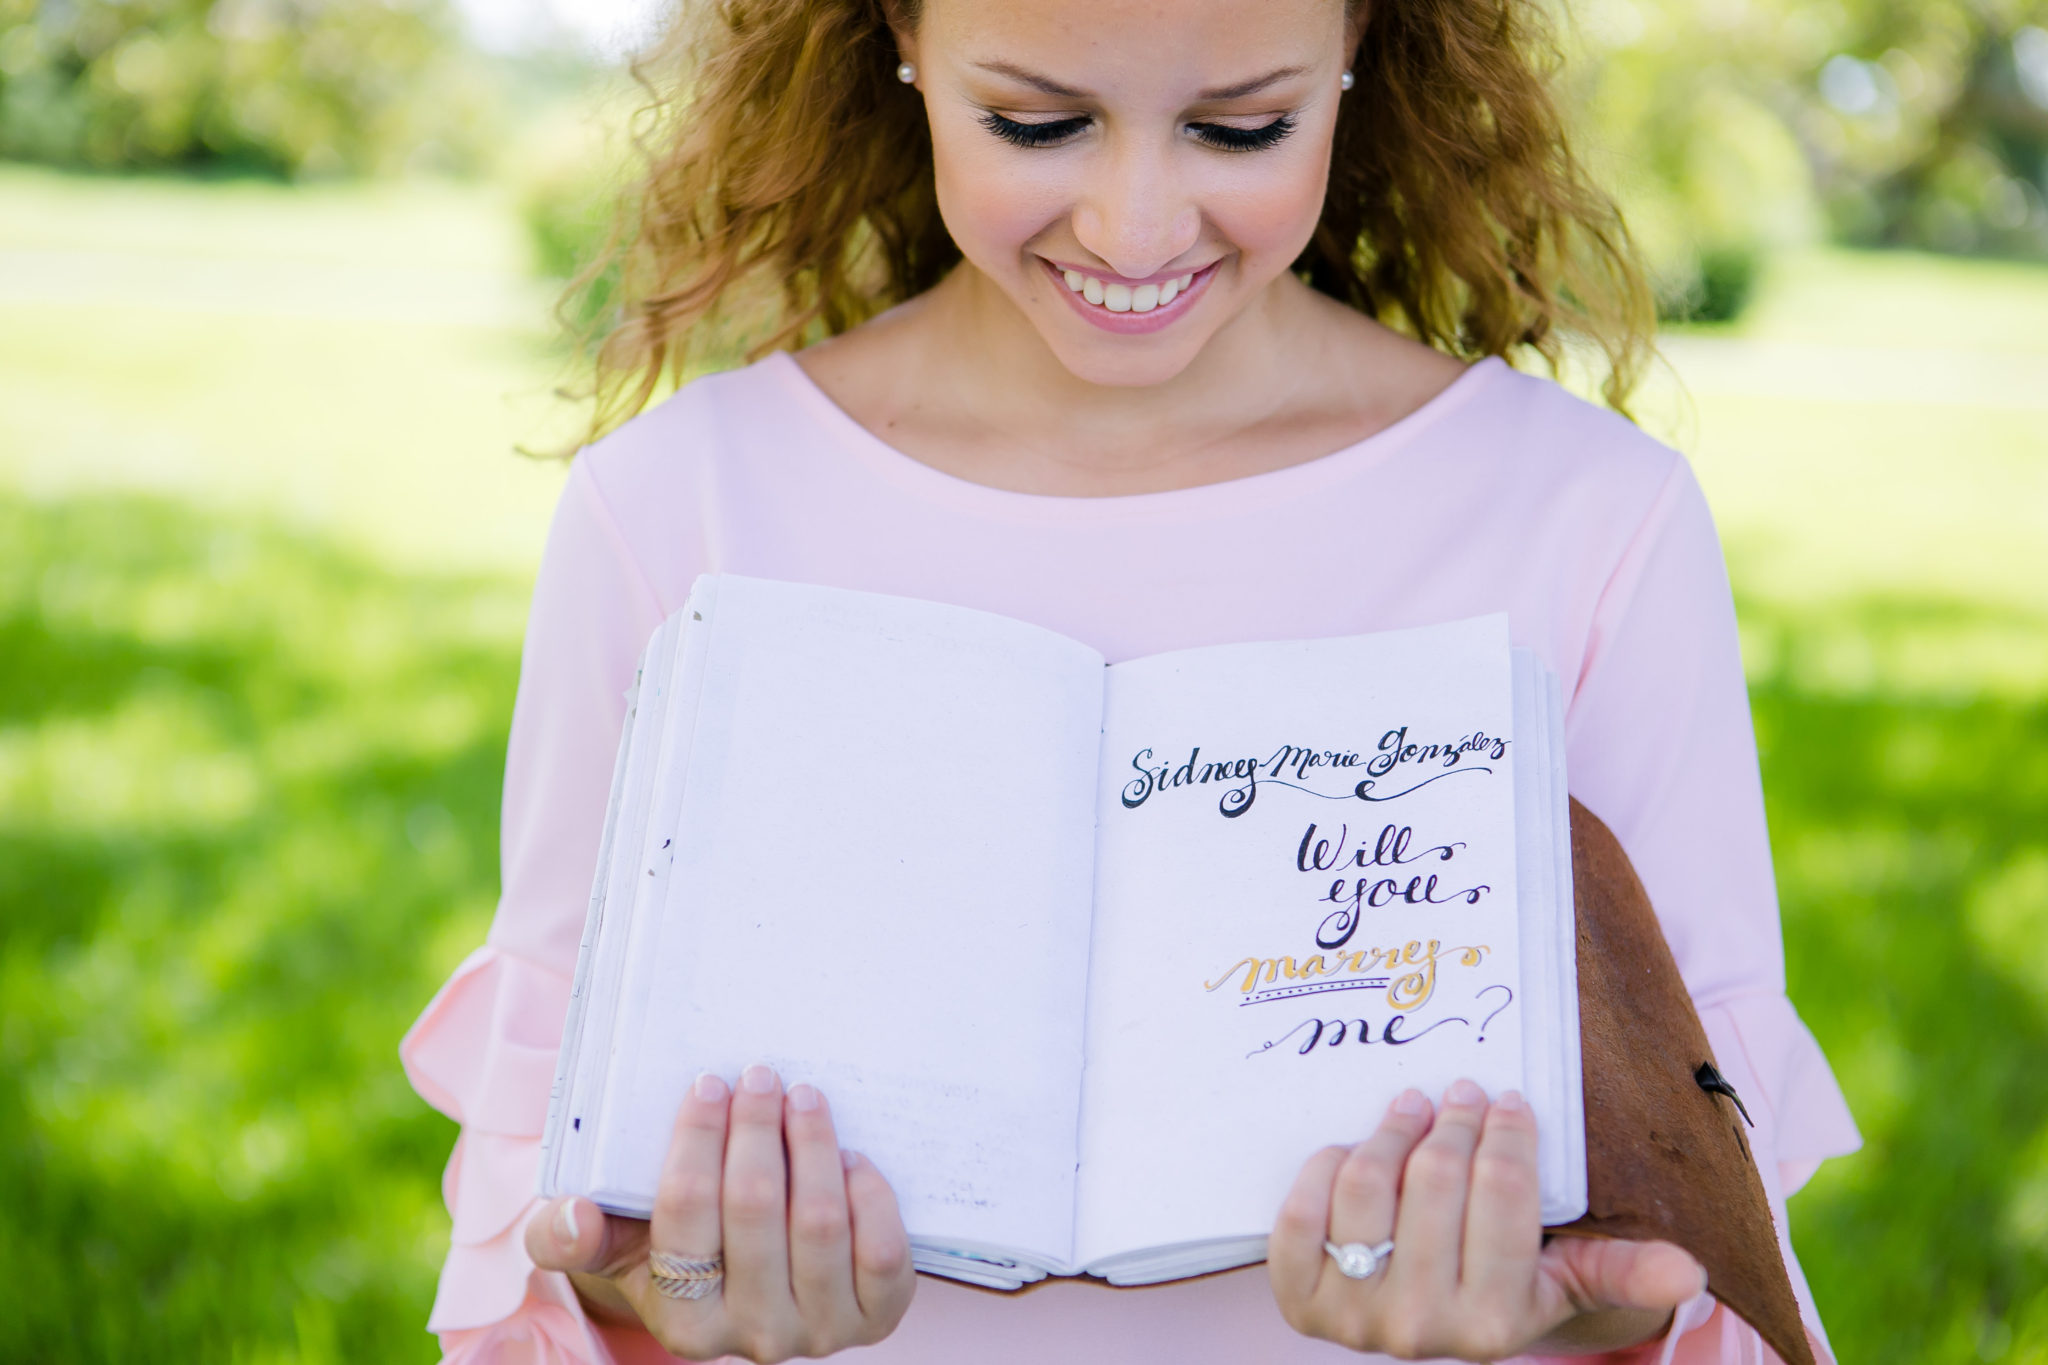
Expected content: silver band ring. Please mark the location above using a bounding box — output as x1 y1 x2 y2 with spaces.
649 1249 723 1300
1324 1238 1394 1279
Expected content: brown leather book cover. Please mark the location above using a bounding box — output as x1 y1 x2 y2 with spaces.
1558 798 1816 1365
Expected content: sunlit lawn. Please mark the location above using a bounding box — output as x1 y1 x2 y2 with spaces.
1 166 2044 1363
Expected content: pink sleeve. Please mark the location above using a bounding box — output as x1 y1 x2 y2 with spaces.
400 457 679 1365
1556 461 1861 1365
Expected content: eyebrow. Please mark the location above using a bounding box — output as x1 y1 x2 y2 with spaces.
971 61 1310 103
1197 66 1309 101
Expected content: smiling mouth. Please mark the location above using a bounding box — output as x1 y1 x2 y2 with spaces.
1056 265 1199 315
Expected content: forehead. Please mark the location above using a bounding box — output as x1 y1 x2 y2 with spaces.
922 0 1347 76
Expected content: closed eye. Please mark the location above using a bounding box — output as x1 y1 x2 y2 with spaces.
1188 116 1297 152
979 111 1299 153
979 111 1091 147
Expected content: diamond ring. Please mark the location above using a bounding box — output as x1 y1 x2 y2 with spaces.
648 1249 723 1300
1324 1238 1394 1279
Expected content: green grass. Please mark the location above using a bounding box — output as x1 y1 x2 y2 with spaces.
1749 598 2048 1361
1 167 2046 1362
0 164 573 575
0 495 517 1363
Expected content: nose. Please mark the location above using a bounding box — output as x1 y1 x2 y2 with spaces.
1069 136 1202 280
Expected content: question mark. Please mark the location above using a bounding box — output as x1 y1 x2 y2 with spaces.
1474 984 1513 1041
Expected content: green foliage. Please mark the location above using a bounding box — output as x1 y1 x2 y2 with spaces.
0 0 500 177
518 144 627 343
0 492 523 1361
1658 243 1764 323
1570 0 2048 301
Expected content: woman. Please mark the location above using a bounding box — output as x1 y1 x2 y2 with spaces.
401 0 1861 1359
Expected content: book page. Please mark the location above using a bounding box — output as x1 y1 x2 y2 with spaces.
1075 617 1525 1267
593 576 1105 1269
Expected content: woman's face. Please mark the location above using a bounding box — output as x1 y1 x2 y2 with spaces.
905 0 1355 389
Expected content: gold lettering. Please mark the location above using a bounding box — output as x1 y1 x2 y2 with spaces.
1388 940 1441 1011
1205 943 1489 1001
1203 956 1300 994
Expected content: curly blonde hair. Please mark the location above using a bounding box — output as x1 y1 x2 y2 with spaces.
569 0 1655 444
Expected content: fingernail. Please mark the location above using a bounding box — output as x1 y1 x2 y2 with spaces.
841 1149 861 1172
1497 1089 1528 1113
1391 1089 1432 1117
1446 1078 1486 1107
741 1064 779 1094
555 1199 580 1247
693 1071 728 1101
789 1082 821 1112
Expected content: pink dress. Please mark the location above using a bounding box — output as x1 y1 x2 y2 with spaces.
401 352 1861 1365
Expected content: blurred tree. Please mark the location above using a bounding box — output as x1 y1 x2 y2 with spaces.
0 0 501 177
1567 0 2048 320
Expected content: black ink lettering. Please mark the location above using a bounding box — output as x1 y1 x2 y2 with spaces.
1475 984 1514 1041
1248 1010 1472 1059
1121 748 1159 809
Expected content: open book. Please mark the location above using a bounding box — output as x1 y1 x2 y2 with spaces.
541 574 1584 1288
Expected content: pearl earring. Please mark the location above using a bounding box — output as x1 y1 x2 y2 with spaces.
1340 69 1355 91
896 61 917 84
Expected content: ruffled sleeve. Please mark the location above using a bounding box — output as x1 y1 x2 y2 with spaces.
1557 460 1861 1365
400 451 689 1364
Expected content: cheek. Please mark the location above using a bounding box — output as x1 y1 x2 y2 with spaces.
930 123 1070 262
1201 144 1332 263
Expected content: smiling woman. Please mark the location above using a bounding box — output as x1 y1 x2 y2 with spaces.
569 0 1652 448
403 1 1858 1362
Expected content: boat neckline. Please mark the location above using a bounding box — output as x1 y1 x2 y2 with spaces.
763 348 1509 524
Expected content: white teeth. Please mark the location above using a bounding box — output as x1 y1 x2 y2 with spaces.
1062 267 1200 313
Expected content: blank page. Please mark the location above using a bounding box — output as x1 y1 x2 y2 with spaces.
590 576 1106 1269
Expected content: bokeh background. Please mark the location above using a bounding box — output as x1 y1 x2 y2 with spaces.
2 0 2046 1360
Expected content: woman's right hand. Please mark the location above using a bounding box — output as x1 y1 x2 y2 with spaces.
525 1066 916 1362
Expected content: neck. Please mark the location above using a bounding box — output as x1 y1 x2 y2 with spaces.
910 261 1327 482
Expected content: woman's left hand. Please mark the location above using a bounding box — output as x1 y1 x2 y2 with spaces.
1269 1081 1708 1361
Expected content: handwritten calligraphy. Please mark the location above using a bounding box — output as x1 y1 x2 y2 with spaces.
1120 724 1503 820
1246 986 1516 1059
1203 940 1490 1013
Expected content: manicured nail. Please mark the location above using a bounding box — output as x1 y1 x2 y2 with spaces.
1391 1089 1432 1117
693 1071 728 1102
741 1064 779 1094
555 1199 580 1246
841 1148 861 1172
789 1082 821 1112
1446 1078 1486 1107
1496 1089 1528 1113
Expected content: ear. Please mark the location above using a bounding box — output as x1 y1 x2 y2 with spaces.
1344 0 1371 64
881 0 919 71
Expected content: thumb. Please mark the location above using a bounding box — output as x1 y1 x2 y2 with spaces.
1542 1235 1709 1315
525 1196 632 1274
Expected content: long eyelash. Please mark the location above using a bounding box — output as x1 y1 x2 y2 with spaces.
979 111 1091 148
1189 115 1297 152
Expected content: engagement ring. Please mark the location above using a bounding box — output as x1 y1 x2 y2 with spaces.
1324 1238 1394 1280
